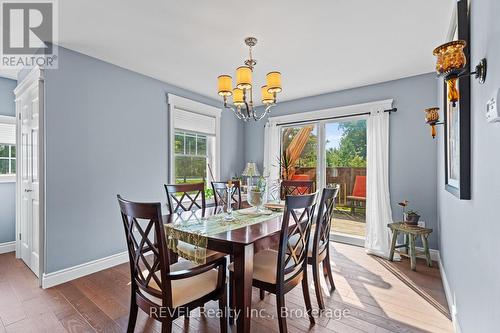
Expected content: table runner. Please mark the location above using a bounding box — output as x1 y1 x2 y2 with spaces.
164 208 282 264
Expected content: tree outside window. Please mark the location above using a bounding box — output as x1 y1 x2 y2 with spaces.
0 144 16 176
174 131 212 185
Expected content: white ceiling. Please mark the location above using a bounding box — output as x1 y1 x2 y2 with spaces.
56 0 453 102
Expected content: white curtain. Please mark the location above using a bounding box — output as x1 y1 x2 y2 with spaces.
365 109 397 259
263 122 280 201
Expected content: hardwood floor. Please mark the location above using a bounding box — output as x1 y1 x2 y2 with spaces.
0 243 453 333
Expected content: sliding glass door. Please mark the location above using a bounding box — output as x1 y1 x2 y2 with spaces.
279 115 367 246
280 124 318 186
325 119 367 245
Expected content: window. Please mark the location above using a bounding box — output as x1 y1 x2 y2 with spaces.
174 131 215 184
168 94 221 187
0 144 16 175
0 116 16 182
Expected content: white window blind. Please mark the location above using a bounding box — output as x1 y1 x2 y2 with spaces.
174 108 216 135
0 120 15 144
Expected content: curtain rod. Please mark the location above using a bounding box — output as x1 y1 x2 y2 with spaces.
273 108 397 127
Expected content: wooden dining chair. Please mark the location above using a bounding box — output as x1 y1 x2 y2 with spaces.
229 192 318 333
211 180 242 210
280 180 315 200
164 183 206 214
308 185 339 310
117 195 227 333
164 183 220 261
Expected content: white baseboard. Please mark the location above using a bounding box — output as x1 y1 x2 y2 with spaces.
415 246 440 262
0 241 15 254
42 251 129 289
438 253 462 333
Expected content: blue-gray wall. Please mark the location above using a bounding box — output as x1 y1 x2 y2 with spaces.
245 73 439 249
42 47 244 273
437 0 500 331
0 77 16 244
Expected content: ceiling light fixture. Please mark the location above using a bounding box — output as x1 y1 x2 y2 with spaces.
217 37 282 122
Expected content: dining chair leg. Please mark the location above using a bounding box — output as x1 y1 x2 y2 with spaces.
259 289 265 300
161 321 172 333
276 292 288 333
323 252 336 292
311 260 325 310
127 295 138 333
301 269 315 325
228 272 235 325
219 290 228 333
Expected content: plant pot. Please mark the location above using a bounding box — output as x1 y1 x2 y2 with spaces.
405 214 420 224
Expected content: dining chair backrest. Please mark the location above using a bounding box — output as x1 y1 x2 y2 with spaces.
211 180 242 210
280 180 315 200
117 195 173 307
278 192 318 283
313 186 339 258
164 183 206 214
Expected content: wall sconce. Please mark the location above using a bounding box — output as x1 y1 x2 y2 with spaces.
433 40 487 106
424 107 444 139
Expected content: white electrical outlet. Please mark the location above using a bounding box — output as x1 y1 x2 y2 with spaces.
417 220 426 228
486 89 500 123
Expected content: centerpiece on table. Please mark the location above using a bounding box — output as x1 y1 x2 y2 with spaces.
248 176 267 213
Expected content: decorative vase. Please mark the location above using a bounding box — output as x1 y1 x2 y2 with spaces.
248 186 266 212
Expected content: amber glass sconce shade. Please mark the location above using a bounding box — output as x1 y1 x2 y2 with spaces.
433 40 467 77
432 40 487 104
424 107 442 139
447 78 460 107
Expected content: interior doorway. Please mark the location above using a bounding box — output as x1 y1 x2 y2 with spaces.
14 68 44 280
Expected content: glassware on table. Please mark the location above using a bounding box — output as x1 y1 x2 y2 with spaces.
247 177 267 212
224 182 235 221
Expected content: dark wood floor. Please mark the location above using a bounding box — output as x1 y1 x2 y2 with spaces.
0 243 453 333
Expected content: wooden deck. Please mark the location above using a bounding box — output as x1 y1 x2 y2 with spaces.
331 218 366 238
0 243 452 332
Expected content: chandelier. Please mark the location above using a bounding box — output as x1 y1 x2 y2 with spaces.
217 37 282 121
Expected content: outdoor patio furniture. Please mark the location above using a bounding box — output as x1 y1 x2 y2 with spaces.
346 175 366 213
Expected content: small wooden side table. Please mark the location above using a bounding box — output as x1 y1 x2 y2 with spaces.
388 222 433 271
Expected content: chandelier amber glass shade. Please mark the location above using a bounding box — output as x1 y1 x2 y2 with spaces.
433 40 467 76
217 75 233 96
266 71 282 93
232 88 244 106
236 66 252 89
261 85 274 104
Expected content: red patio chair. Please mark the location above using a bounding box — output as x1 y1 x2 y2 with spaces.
346 175 366 213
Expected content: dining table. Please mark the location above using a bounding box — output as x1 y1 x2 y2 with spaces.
161 205 284 333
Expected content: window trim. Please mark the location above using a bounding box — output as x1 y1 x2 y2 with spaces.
168 94 221 185
0 115 16 183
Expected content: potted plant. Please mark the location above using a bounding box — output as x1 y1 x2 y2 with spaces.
398 200 421 225
277 150 293 181
405 210 421 224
